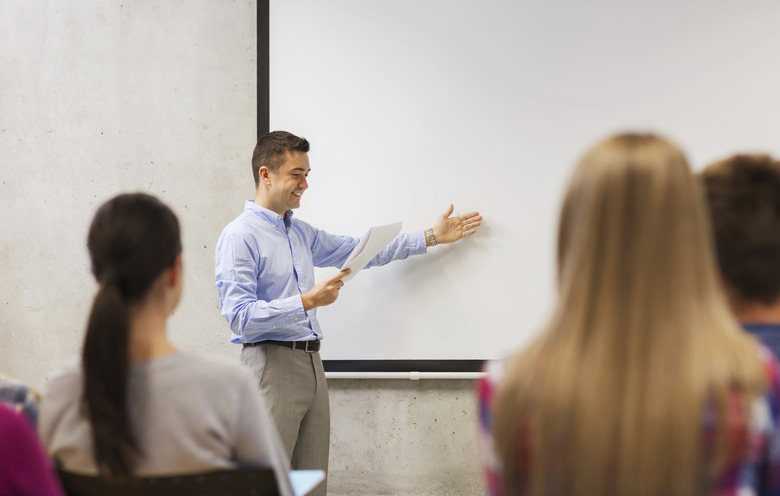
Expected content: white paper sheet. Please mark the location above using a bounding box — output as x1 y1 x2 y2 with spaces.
340 222 402 282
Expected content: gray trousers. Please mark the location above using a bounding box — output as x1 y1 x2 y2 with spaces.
241 343 330 496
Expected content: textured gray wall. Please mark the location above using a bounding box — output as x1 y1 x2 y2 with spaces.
0 0 257 389
329 379 484 496
0 3 486 494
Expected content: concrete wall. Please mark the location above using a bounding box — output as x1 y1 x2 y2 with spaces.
0 0 257 388
0 2 486 494
329 379 484 496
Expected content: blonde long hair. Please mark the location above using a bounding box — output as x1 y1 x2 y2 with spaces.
493 133 765 496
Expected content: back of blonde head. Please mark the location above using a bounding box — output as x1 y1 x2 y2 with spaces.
494 133 765 496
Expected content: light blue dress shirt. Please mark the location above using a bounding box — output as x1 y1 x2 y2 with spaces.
215 201 427 344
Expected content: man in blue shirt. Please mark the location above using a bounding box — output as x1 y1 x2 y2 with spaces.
215 131 481 495
699 154 780 359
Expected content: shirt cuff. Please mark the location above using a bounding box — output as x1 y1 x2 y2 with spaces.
411 230 427 254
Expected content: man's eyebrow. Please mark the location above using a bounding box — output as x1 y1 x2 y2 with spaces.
289 167 311 173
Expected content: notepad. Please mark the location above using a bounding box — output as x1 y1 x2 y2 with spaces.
290 469 326 496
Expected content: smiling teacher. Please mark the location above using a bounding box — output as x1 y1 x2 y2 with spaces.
214 130 481 496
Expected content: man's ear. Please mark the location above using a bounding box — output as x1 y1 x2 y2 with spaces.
259 166 272 185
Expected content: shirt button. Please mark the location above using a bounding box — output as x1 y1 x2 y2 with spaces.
295 317 299 321
273 325 276 329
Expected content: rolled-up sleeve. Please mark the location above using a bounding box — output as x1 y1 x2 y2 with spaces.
216 233 307 342
365 231 427 267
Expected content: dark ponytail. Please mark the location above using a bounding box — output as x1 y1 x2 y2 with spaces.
82 193 181 478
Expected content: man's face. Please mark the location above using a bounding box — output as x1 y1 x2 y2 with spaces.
264 151 310 214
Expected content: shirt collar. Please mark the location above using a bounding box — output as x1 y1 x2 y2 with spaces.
244 200 294 227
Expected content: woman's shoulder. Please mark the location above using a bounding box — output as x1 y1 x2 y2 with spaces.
140 352 252 380
477 359 509 415
479 359 509 393
125 353 262 421
43 357 82 394
757 345 780 381
483 359 507 380
746 343 780 407
136 352 257 395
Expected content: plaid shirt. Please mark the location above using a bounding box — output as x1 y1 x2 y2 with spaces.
0 375 41 426
477 348 780 496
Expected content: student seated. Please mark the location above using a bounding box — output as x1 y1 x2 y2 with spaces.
0 404 65 496
38 193 293 496
0 373 41 426
477 134 780 496
699 154 780 358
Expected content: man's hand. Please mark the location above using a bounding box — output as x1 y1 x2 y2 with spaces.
301 269 351 312
429 204 482 245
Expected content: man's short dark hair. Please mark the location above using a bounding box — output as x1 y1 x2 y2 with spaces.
700 154 780 305
251 131 310 186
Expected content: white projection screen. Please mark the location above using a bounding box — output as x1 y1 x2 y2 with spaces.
266 0 780 369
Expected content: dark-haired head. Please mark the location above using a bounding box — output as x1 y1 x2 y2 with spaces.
700 154 780 308
88 193 182 297
251 130 310 187
82 193 182 478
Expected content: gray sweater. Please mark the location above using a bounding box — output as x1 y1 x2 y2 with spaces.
39 352 294 496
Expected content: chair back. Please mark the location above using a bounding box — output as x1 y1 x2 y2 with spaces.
57 466 279 496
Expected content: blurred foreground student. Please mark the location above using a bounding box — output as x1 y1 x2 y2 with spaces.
700 154 780 359
39 193 293 496
0 373 41 426
0 404 64 496
477 134 780 496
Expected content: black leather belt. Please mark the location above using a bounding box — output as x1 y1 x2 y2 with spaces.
243 339 321 353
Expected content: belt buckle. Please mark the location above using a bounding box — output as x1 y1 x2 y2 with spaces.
305 340 317 353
